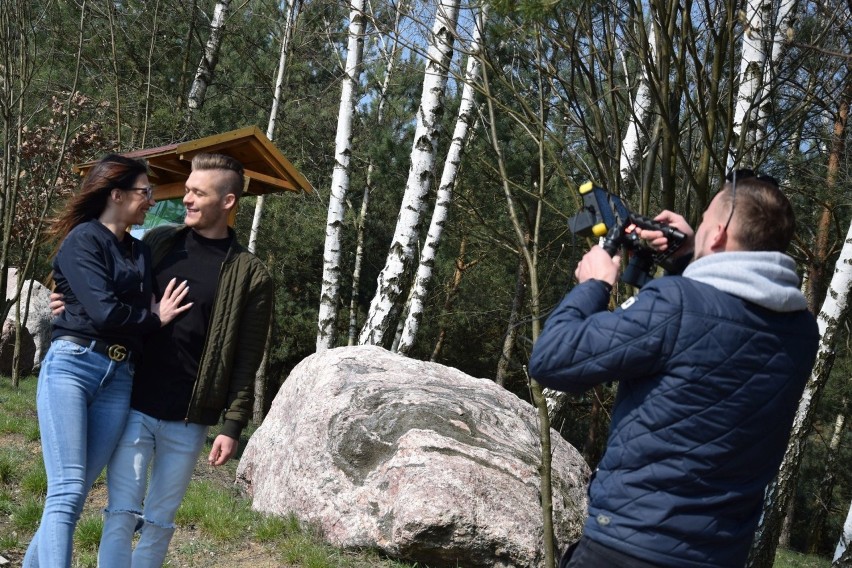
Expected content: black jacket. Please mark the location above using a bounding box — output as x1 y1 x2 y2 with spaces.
143 225 273 438
51 219 159 352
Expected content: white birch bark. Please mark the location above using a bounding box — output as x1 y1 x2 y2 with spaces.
395 9 483 355
347 0 405 346
359 0 460 346
755 0 797 147
749 218 852 566
248 0 298 254
729 0 768 168
187 0 230 111
619 18 656 185
835 499 852 563
316 0 366 351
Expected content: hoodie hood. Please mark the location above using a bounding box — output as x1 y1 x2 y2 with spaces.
682 251 808 312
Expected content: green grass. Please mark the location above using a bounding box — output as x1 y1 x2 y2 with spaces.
0 381 38 438
0 530 21 550
10 496 43 532
74 513 103 551
0 452 18 485
21 463 48 498
253 512 300 542
175 480 255 541
0 488 14 515
774 547 833 568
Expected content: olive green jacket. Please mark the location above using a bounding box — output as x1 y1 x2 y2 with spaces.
144 224 273 439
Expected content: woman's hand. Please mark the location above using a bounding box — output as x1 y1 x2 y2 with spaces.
151 278 192 325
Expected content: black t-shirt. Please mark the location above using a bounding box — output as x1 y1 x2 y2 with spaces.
131 229 231 421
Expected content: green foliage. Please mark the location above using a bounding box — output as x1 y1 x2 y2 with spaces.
279 533 336 567
21 463 48 498
0 453 18 485
10 497 43 533
74 513 104 552
0 488 14 515
0 529 21 551
773 547 832 568
253 513 300 542
787 338 852 556
175 480 255 540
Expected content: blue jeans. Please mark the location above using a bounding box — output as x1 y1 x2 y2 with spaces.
97 409 208 568
23 339 134 568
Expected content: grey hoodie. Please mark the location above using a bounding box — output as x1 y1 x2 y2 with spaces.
683 251 808 312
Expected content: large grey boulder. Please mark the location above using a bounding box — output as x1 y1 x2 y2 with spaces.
0 319 37 376
236 345 590 568
4 268 52 372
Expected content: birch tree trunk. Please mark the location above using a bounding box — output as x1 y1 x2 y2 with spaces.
618 18 655 187
729 0 768 167
347 0 405 346
835 499 852 565
755 0 797 156
187 0 230 111
359 0 460 346
175 0 198 112
249 0 298 254
748 220 852 566
316 0 366 351
396 8 484 355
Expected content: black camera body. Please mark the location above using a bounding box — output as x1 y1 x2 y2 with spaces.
567 182 686 288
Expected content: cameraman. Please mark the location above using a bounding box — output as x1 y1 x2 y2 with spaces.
529 173 819 568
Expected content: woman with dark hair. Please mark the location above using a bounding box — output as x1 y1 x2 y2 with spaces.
24 154 191 568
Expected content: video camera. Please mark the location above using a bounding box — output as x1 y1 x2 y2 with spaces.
567 182 686 288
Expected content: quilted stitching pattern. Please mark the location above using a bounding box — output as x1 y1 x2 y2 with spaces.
529 276 819 567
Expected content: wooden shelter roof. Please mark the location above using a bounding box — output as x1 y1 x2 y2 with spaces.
73 126 313 201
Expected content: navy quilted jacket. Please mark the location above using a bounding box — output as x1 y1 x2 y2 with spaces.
529 252 819 568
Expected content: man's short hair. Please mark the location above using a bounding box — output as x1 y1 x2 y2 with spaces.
722 174 795 253
191 153 245 199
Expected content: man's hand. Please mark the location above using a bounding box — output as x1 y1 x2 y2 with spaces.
208 434 238 466
575 245 621 286
49 292 65 317
636 210 695 259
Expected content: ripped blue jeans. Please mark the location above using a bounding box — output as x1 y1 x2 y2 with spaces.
97 409 208 568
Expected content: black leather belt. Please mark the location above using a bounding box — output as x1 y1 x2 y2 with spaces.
54 335 133 363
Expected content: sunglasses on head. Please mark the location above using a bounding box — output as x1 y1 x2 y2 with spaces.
724 169 779 187
721 169 780 232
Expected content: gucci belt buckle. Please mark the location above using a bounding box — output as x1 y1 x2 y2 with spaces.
107 344 128 362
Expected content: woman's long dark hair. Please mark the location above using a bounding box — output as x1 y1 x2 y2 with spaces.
49 153 148 244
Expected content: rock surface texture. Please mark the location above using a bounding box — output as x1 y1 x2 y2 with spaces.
3 269 51 374
236 345 590 568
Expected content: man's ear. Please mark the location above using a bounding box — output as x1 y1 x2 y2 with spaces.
222 193 236 211
709 223 728 252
